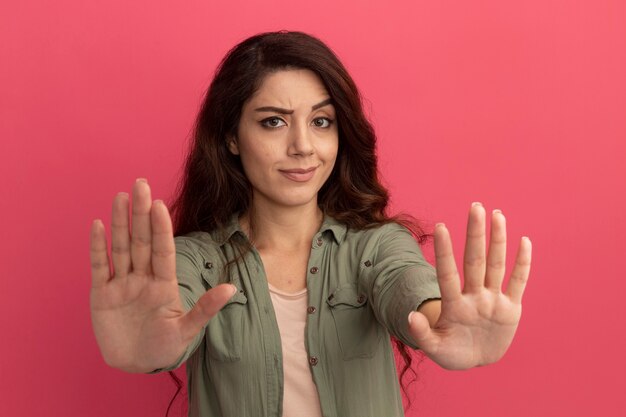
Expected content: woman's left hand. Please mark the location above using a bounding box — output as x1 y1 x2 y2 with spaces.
408 203 532 370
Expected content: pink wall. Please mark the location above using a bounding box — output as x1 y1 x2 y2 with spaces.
2 0 625 416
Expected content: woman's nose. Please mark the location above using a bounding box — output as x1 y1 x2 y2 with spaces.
288 121 314 156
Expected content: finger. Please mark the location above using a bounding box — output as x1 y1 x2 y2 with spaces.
505 237 532 304
90 219 111 288
433 223 462 302
111 192 131 278
463 202 487 293
130 178 153 275
485 209 506 291
179 284 238 342
407 311 440 354
150 200 176 281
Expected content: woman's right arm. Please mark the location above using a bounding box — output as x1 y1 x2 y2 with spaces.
89 178 236 373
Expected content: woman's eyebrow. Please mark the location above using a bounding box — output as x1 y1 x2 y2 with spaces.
311 98 333 110
254 98 334 114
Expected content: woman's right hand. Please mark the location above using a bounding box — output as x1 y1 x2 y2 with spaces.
89 178 236 373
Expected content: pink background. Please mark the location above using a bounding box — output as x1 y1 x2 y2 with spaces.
1 0 625 416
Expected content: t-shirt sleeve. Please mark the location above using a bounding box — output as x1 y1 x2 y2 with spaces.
148 236 210 373
361 223 441 350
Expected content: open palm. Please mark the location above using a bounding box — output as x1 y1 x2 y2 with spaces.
408 203 532 370
89 179 235 372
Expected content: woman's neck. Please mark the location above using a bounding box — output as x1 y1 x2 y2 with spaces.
239 200 323 252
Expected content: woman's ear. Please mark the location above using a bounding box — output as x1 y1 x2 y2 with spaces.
227 136 240 155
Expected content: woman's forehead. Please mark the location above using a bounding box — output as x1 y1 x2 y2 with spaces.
245 69 332 111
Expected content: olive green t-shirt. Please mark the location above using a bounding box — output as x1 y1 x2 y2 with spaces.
153 213 441 417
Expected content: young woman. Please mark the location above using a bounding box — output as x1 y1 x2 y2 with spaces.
89 31 532 417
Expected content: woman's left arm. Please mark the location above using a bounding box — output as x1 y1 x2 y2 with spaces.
408 202 532 370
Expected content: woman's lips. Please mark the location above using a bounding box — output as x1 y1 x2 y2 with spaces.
279 167 317 182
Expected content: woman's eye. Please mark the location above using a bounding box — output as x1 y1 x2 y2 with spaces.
312 117 333 128
260 117 286 128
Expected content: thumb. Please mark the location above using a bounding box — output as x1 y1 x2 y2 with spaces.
408 311 438 353
179 284 238 341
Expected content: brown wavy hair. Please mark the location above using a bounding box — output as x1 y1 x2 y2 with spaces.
166 30 430 414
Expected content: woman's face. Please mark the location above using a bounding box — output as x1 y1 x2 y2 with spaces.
229 68 339 211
